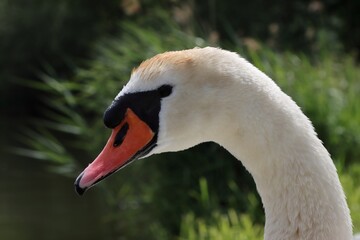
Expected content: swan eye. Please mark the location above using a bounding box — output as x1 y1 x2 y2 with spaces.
158 85 173 98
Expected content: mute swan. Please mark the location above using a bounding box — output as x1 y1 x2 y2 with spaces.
75 47 353 240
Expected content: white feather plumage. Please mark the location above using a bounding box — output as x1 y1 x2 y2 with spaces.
119 47 353 240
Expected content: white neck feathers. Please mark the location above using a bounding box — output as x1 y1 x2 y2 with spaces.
129 47 353 239
204 50 353 240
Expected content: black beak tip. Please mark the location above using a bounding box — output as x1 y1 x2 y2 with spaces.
74 172 87 196
75 184 86 196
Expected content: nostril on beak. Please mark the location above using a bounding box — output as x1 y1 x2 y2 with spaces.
113 123 129 147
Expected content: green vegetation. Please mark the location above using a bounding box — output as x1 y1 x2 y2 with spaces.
2 1 359 239
180 209 263 240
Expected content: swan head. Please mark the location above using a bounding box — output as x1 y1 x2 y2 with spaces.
74 47 354 239
75 47 246 195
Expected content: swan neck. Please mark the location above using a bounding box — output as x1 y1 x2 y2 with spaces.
219 109 352 240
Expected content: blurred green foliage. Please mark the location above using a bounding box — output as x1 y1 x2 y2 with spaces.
194 0 360 54
2 0 360 239
0 0 122 123
180 209 263 240
0 0 121 75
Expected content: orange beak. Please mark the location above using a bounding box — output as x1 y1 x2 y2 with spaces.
75 108 155 195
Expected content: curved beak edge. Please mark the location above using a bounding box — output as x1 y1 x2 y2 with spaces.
75 172 86 195
74 108 155 196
